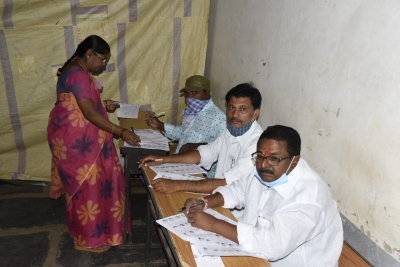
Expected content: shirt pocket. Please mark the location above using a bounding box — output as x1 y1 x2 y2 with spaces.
257 212 272 228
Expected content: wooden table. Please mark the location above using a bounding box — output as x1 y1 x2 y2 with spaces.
142 166 271 267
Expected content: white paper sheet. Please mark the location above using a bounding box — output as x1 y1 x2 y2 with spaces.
156 209 237 241
189 237 225 267
192 234 268 260
156 210 268 260
118 103 140 118
149 163 207 174
123 129 169 151
154 172 204 181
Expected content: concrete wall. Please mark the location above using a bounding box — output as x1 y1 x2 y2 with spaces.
205 0 400 265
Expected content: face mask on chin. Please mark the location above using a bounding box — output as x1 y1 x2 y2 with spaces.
254 156 295 187
226 111 256 137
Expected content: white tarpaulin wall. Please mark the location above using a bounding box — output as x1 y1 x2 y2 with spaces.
0 0 210 181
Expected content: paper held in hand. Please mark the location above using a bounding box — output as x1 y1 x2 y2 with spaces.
117 103 140 118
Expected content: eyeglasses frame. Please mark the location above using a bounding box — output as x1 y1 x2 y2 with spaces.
251 152 291 166
94 51 107 63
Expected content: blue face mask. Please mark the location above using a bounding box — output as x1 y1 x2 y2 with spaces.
254 157 295 187
226 112 256 137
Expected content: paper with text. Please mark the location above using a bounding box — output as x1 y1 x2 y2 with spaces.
118 103 140 118
191 234 268 260
149 163 206 174
156 209 237 242
124 129 169 151
154 172 204 181
189 237 224 267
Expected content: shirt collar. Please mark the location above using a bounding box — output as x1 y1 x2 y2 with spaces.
268 158 304 199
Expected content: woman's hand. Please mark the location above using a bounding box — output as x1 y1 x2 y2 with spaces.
104 100 119 113
122 130 141 147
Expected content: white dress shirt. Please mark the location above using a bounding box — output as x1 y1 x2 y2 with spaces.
197 121 263 183
215 158 343 267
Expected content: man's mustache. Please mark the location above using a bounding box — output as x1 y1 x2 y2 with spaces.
258 168 274 175
229 117 242 123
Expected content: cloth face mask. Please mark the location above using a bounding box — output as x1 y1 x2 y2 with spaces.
254 157 295 187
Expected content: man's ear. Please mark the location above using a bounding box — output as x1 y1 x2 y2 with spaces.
288 155 300 173
253 108 260 121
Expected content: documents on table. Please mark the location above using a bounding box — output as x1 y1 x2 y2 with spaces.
156 209 237 241
149 163 206 175
189 238 225 267
124 129 169 151
154 172 204 181
117 103 140 118
156 209 268 260
149 172 205 192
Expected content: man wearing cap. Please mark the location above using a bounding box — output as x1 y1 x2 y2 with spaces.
146 75 226 177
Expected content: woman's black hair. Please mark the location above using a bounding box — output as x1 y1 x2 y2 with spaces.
57 35 110 76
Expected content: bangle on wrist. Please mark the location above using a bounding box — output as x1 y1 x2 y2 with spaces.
198 197 208 210
120 128 127 138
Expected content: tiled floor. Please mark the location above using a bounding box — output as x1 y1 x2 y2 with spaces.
0 179 167 267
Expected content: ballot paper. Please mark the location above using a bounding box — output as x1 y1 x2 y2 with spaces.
154 172 204 181
149 172 206 193
118 103 140 118
149 163 206 175
156 209 237 241
124 129 169 151
191 234 268 260
189 237 225 267
156 210 268 260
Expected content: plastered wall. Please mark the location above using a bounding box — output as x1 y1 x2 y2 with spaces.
205 0 400 264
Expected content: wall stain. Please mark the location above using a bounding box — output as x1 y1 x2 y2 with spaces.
384 241 393 254
366 230 371 238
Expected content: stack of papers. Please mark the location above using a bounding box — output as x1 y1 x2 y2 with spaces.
124 129 169 151
156 210 268 264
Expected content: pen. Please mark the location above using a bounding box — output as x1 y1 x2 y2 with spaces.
145 111 166 120
178 200 205 212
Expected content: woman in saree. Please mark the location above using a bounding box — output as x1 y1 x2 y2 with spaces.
47 35 140 252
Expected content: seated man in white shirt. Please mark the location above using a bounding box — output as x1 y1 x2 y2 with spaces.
138 83 263 194
182 125 344 266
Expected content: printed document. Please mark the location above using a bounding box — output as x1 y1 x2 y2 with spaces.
124 129 169 151
149 163 206 175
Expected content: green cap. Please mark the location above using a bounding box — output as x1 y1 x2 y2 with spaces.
179 75 210 93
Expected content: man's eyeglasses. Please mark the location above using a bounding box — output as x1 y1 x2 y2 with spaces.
251 152 290 166
94 52 107 63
